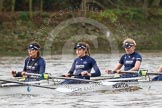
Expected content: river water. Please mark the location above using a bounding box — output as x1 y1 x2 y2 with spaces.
0 52 162 108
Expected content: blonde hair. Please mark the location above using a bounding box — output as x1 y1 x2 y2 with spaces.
123 38 136 46
77 42 91 56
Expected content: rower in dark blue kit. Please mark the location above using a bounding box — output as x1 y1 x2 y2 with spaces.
105 38 142 78
61 42 101 84
11 41 46 80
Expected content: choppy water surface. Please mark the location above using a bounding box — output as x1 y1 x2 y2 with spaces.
0 52 162 108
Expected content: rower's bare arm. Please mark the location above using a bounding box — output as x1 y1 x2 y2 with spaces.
113 63 123 74
105 63 123 74
129 61 141 71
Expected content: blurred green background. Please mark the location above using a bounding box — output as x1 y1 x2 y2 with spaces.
0 0 162 56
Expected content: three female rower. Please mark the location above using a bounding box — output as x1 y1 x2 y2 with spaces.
105 38 142 78
11 41 46 80
61 42 101 84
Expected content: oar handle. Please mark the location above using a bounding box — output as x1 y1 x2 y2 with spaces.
25 73 80 79
61 74 81 77
120 70 146 76
26 73 41 76
106 70 116 74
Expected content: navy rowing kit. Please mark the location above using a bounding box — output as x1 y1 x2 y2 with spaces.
119 51 142 78
152 74 162 81
62 55 101 84
15 56 46 80
23 56 46 74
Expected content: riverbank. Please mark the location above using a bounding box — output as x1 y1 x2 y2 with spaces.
0 9 162 56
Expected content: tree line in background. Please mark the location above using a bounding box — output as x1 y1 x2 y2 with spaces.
0 0 162 55
0 0 161 18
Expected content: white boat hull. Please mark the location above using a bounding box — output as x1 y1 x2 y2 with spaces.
0 76 150 95
55 81 140 93
0 80 140 95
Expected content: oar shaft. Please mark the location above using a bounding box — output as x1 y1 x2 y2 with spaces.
106 77 142 81
120 71 162 75
146 72 162 75
25 73 41 76
26 73 142 82
49 76 98 83
49 76 142 83
120 71 137 74
0 79 56 89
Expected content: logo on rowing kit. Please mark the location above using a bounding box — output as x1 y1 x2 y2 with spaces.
76 65 84 69
125 60 133 64
112 82 129 89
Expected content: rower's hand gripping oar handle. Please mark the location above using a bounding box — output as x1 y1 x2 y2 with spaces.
107 69 148 76
11 71 17 77
11 71 50 80
61 75 73 77
10 71 23 77
61 74 81 77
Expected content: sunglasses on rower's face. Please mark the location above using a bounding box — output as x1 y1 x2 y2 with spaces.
123 42 134 49
28 49 37 52
125 46 132 49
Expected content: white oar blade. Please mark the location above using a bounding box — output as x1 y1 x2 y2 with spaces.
55 87 73 93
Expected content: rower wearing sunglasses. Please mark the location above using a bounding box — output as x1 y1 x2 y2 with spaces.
11 41 46 81
105 38 142 78
61 42 101 84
